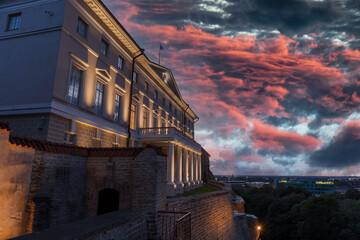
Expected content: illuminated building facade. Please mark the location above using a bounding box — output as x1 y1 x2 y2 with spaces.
0 0 202 196
275 179 335 196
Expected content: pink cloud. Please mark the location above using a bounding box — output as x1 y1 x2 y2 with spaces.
250 121 322 152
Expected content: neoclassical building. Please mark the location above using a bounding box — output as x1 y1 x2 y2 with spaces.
0 0 203 195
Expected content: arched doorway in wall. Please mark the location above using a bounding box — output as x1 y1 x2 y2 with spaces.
97 188 120 215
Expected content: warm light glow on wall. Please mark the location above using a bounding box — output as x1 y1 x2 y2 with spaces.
83 51 98 107
122 80 131 124
105 69 117 117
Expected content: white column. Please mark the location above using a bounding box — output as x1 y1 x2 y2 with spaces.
175 145 184 193
167 142 176 196
183 148 189 189
198 153 202 183
194 153 199 184
189 151 194 187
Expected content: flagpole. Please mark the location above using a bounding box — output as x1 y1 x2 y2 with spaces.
159 44 161 65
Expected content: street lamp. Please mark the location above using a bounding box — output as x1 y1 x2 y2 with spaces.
257 225 262 240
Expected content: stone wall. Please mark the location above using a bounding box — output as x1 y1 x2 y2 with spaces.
86 148 167 239
47 113 70 143
0 114 127 148
0 114 50 141
11 210 147 240
76 121 98 147
0 130 35 240
167 190 239 240
27 151 88 232
201 147 214 180
234 213 259 240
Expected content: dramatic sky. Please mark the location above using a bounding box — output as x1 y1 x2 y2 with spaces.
104 0 360 176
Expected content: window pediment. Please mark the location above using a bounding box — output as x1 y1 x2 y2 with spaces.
96 69 111 81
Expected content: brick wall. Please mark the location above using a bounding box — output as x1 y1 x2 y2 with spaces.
0 130 35 240
27 151 88 232
11 210 147 240
0 114 50 140
76 121 97 147
100 129 115 147
167 190 239 240
47 114 70 143
1 114 128 148
87 148 167 239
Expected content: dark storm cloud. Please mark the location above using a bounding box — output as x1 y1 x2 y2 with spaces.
226 0 344 35
309 122 360 168
125 0 348 37
263 116 296 127
272 158 296 167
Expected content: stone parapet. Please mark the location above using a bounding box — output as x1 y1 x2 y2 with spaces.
166 190 239 240
10 210 147 240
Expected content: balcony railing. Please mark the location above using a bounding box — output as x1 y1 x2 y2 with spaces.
139 127 194 139
158 211 191 240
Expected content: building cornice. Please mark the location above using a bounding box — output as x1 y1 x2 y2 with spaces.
82 0 197 119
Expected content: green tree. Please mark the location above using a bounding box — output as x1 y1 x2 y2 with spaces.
297 195 340 240
336 199 360 240
264 193 306 240
344 189 360 200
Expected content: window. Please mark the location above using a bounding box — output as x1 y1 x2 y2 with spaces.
94 81 104 114
145 82 149 92
154 90 158 99
117 56 124 69
101 39 109 56
130 103 137 130
162 73 167 82
175 109 177 118
143 111 148 128
7 13 21 31
67 66 82 105
162 97 165 106
114 94 121 122
169 103 172 112
77 17 88 38
133 72 138 82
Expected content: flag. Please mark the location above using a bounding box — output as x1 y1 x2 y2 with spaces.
160 43 166 50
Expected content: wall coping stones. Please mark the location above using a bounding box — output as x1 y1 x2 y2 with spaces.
8 135 167 157
167 190 231 207
10 210 146 240
0 120 11 131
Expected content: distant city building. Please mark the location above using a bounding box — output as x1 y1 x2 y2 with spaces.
246 181 270 188
275 179 335 196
